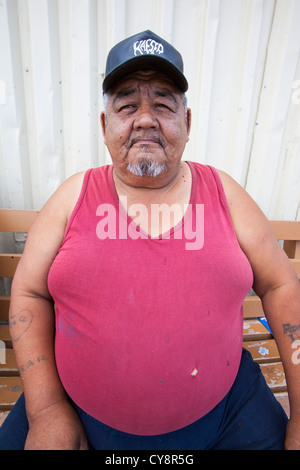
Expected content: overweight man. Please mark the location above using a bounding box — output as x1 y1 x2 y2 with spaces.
0 30 300 450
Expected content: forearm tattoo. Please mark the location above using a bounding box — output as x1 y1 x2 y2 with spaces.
282 323 300 343
9 309 33 342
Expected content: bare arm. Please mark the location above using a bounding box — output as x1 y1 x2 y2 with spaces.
9 172 88 450
218 170 300 450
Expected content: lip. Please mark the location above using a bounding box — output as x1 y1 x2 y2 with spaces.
133 140 160 145
130 138 163 148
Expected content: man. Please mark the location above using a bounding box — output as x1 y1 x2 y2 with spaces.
0 30 300 450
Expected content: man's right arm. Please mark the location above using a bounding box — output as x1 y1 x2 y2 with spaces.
9 172 88 449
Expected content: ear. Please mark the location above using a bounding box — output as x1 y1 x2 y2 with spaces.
100 112 107 145
186 108 192 142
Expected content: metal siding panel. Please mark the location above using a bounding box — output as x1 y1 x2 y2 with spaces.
245 0 300 219
198 0 268 182
269 53 300 221
0 0 299 220
17 0 42 209
0 0 30 209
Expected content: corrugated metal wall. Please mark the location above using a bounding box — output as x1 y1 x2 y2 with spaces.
0 0 299 219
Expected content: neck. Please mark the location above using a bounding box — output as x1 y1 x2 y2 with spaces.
114 163 192 237
112 161 192 237
113 161 191 205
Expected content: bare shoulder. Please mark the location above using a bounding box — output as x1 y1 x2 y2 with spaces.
215 169 272 239
216 169 297 295
30 171 86 235
44 171 86 220
13 172 86 297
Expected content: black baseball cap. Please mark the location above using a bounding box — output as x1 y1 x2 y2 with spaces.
103 30 188 93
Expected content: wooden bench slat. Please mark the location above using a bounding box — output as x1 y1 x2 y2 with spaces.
270 220 300 240
0 296 10 322
243 339 280 363
243 296 264 318
0 325 12 348
260 362 287 393
0 349 18 376
274 392 290 417
0 254 21 277
0 209 38 232
283 240 300 258
0 377 23 410
291 258 300 277
243 319 273 341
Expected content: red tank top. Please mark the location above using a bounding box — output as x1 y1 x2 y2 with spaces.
48 162 253 435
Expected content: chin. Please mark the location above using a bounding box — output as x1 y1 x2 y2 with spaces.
126 157 167 178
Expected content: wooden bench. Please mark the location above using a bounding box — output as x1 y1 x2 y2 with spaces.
0 209 38 411
243 221 300 416
0 209 300 415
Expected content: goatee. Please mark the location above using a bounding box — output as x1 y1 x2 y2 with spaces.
126 157 166 177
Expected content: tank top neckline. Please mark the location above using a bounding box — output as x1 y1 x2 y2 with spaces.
105 161 196 240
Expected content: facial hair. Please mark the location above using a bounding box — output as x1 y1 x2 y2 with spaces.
126 156 167 178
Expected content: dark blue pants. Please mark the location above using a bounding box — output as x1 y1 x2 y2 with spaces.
0 349 288 450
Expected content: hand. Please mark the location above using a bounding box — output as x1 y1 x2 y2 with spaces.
285 418 300 450
25 399 89 450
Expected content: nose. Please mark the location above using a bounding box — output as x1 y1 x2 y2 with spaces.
133 101 159 130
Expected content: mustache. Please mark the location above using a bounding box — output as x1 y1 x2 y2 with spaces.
129 134 164 148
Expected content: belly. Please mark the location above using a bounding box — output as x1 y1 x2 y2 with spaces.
55 305 243 435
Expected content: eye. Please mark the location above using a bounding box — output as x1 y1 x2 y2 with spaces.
119 104 137 113
154 102 175 113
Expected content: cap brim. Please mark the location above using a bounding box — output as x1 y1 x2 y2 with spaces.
103 56 188 93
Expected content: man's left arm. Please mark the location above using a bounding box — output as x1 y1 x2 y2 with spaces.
218 170 300 450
